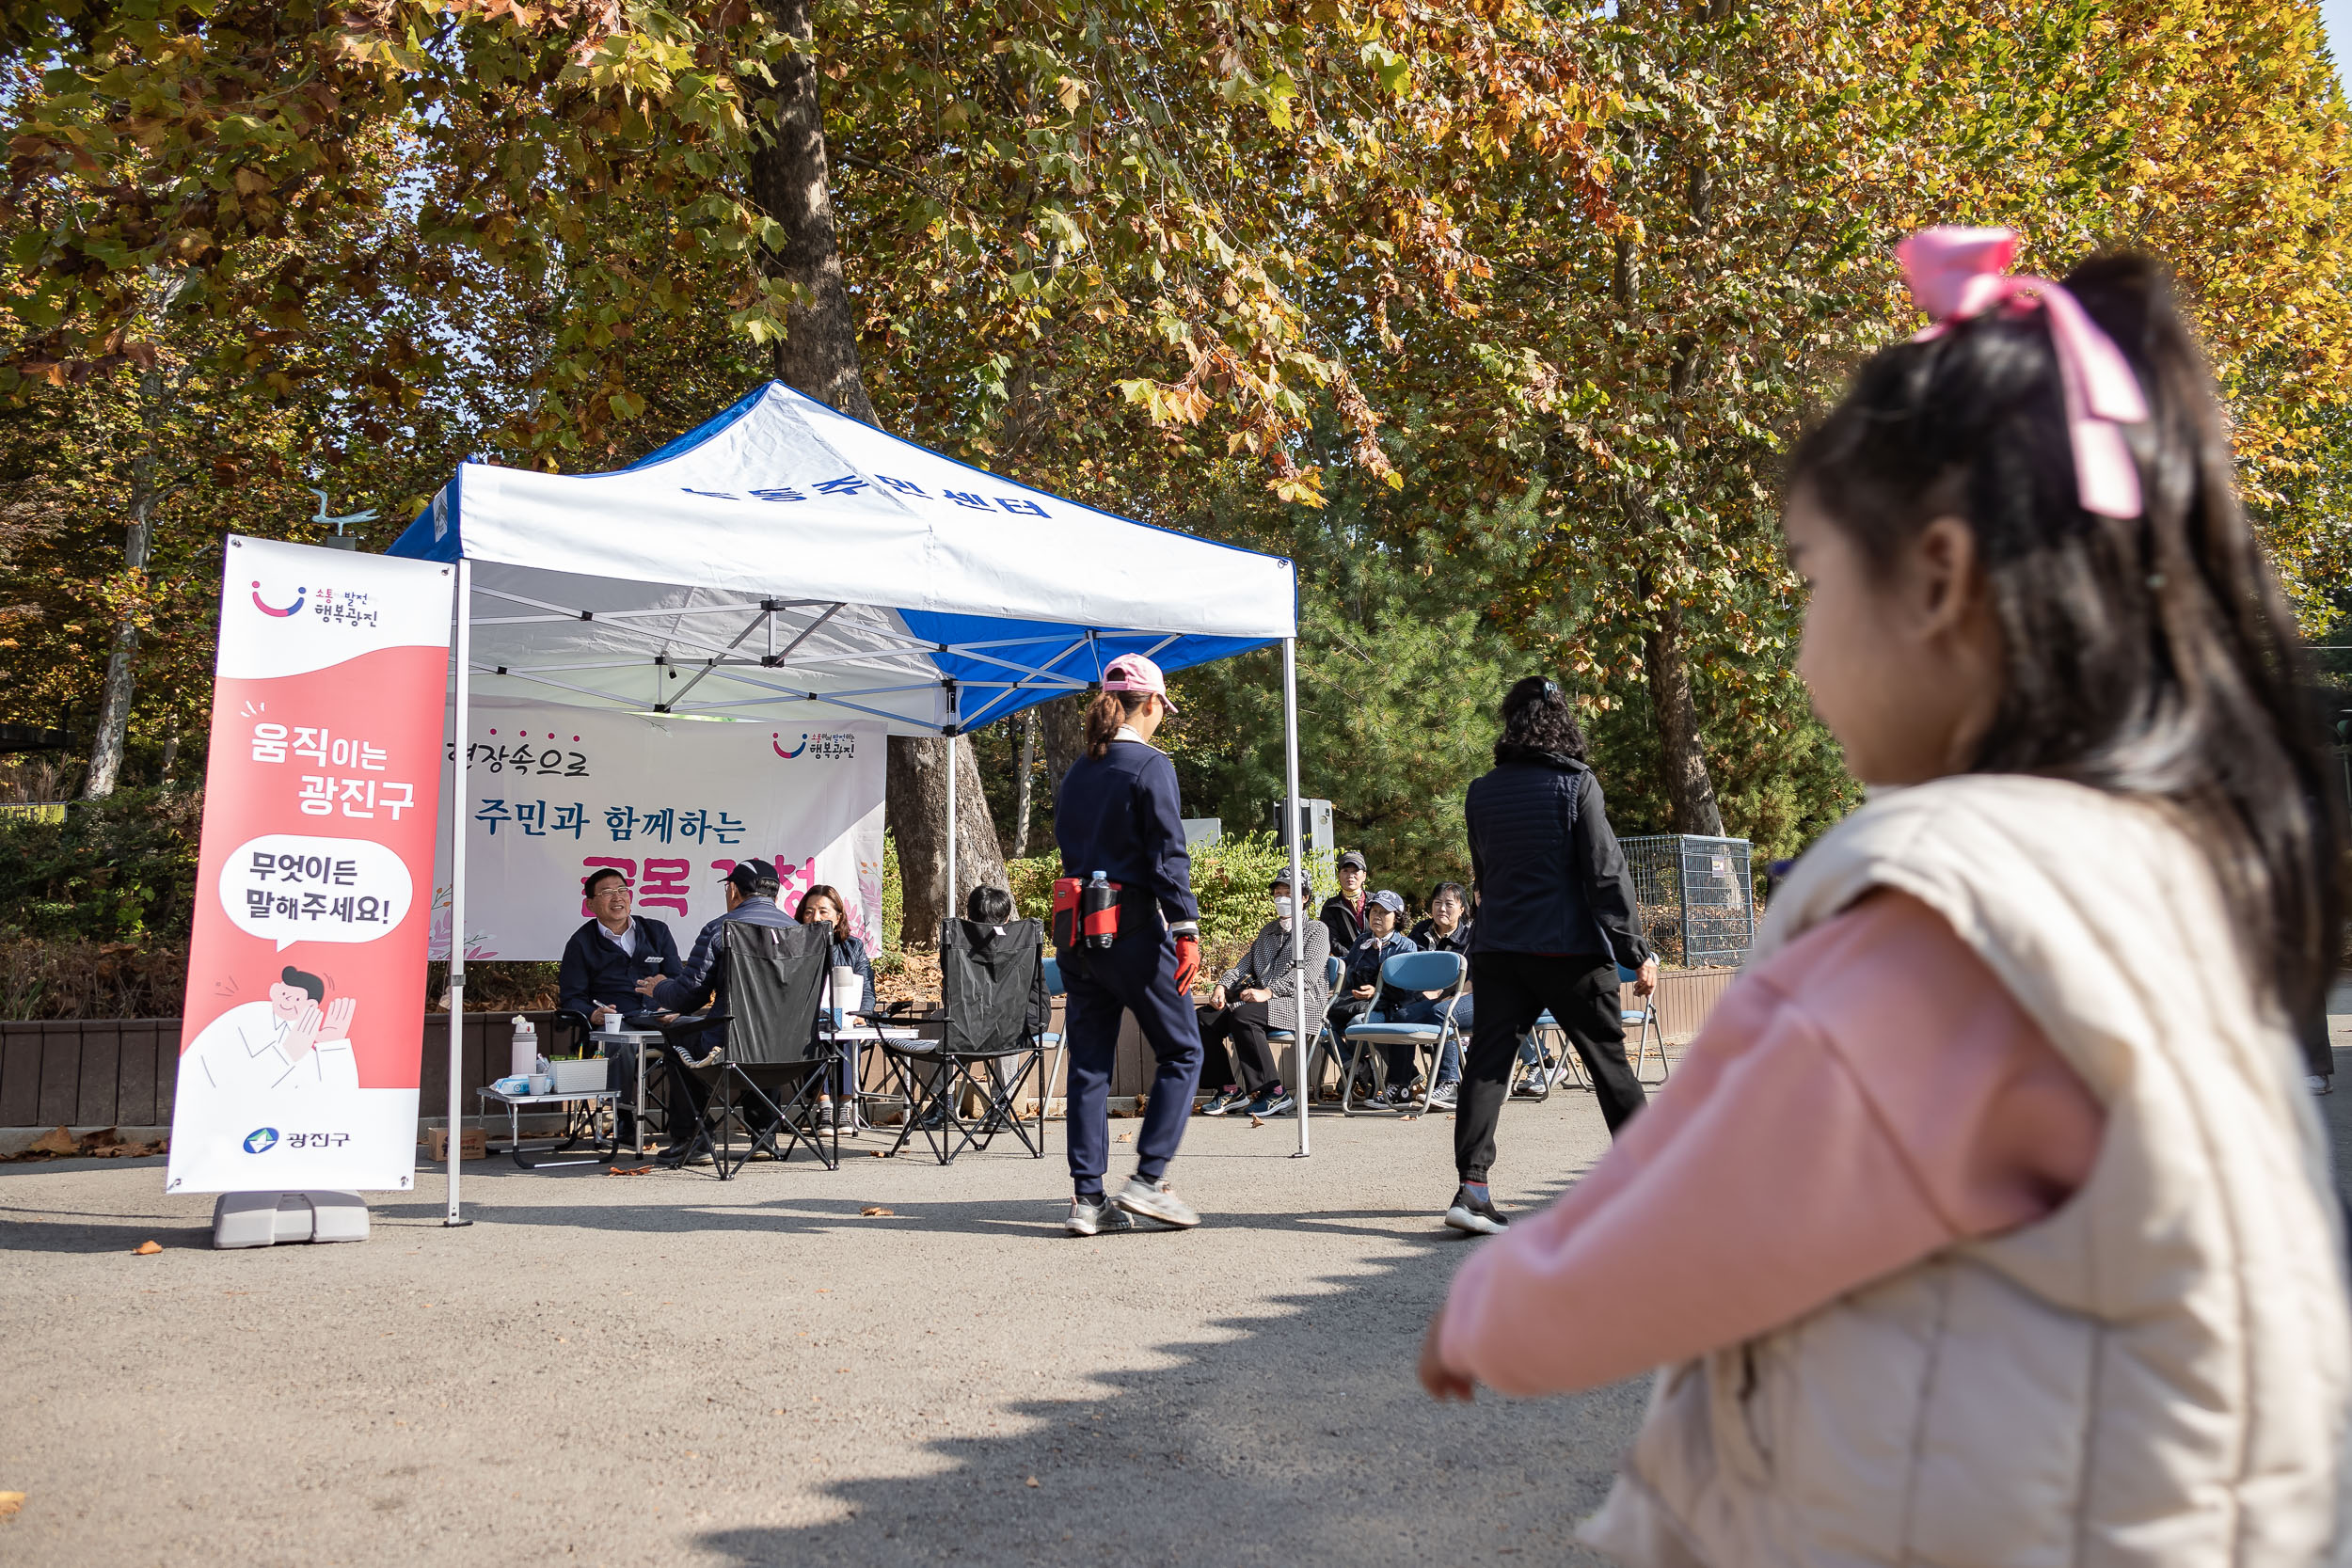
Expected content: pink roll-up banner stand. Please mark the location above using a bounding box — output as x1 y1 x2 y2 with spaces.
166 537 454 1195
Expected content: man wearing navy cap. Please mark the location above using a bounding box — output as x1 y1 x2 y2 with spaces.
635 858 798 1164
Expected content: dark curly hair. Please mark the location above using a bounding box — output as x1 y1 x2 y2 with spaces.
1788 251 2344 1023
1495 676 1588 764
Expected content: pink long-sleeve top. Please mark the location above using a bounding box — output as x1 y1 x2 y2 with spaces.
1437 890 2106 1397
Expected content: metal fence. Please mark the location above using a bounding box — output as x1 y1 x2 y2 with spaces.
1621 834 1755 969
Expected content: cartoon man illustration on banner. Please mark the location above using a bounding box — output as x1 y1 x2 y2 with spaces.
183 965 361 1097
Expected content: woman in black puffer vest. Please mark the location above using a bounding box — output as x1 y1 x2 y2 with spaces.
1443 677 1659 1236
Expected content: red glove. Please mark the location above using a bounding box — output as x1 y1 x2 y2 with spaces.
1172 933 1201 995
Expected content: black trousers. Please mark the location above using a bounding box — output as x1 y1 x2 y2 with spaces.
1325 995 1414 1086
655 1041 719 1151
1197 1000 1284 1093
1454 952 1645 1182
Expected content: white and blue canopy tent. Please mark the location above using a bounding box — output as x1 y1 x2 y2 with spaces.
389 381 1317 1219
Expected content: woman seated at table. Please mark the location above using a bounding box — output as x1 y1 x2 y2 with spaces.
799 883 877 1128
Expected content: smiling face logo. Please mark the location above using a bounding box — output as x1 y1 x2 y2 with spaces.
250 579 306 618
772 732 807 760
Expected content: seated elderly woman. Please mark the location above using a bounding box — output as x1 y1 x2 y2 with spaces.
798 883 876 1130
1394 881 1476 1109
1194 871 1332 1119
1326 889 1420 1101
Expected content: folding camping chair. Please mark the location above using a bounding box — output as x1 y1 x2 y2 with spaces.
1530 964 1666 1099
1338 951 1468 1115
697 920 836 1176
876 916 1049 1164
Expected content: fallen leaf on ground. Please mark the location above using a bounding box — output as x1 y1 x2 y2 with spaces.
859 1205 895 1217
1025 1476 1040 1487
133 1241 161 1256
26 1127 74 1157
869 1149 889 1159
604 1165 654 1177
1115 1132 1132 1143
1248 1115 1264 1129
0 1491 22 1519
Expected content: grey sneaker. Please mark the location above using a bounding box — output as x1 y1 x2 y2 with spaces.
1426 1082 1459 1110
1112 1176 1201 1228
1066 1195 1136 1237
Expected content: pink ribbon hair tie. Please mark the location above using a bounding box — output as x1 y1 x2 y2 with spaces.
1894 226 2149 520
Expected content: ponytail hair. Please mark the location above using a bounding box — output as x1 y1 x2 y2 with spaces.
1788 250 2344 1024
1083 689 1151 760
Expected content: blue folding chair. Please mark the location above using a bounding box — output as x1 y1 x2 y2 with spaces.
1338 950 1468 1115
1536 964 1666 1097
1264 954 1345 1103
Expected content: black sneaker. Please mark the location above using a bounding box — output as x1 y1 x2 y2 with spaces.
1198 1086 1246 1117
1443 1186 1508 1236
1257 1088 1297 1117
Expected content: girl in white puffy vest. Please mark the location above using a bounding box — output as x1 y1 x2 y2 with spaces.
1421 228 2352 1567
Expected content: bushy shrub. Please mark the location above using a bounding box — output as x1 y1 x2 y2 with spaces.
0 788 202 943
0 938 190 1020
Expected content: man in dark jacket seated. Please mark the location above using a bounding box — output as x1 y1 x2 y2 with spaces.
637 859 799 1166
556 866 682 1145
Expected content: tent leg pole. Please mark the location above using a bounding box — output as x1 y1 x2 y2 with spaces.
445 560 474 1227
944 730 959 936
1283 638 1308 1159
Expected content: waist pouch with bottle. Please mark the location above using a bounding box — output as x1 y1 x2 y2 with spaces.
1051 877 1125 950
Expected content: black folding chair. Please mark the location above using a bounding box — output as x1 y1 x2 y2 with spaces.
877 916 1048 1164
680 921 837 1177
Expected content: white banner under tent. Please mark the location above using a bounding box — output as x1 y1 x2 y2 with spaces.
431 700 885 964
388 380 1314 1225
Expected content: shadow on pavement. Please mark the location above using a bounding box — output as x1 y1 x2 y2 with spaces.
679 1181 1635 1568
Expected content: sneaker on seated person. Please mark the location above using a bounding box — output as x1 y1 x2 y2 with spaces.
1199 1085 1247 1117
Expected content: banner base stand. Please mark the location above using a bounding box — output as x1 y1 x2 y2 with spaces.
213 1191 369 1249
441 1218 475 1228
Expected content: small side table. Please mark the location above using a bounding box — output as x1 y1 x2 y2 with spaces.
475 1085 622 1169
590 1027 666 1158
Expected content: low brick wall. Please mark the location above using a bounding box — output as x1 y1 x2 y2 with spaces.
3 970 1750 1134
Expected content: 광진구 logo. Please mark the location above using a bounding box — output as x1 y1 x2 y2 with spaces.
243 1127 280 1154
250 579 306 618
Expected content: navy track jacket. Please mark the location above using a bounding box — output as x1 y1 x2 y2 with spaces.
1464 756 1650 968
556 915 682 1020
1052 738 1198 927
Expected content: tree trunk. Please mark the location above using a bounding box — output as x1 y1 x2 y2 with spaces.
752 0 878 425
1642 595 1725 836
1009 707 1037 859
1040 693 1087 800
745 1 1004 930
82 365 166 800
887 729 1008 945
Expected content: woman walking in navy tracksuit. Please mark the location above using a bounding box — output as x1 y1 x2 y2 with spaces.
1053 653 1206 1237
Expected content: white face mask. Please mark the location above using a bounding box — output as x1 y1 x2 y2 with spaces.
1272 896 1294 924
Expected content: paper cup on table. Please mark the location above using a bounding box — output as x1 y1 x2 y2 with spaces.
833 965 861 1011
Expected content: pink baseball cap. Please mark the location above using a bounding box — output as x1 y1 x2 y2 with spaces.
1102 653 1178 712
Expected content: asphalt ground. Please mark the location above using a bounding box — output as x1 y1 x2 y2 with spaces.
7 1012 2349 1567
